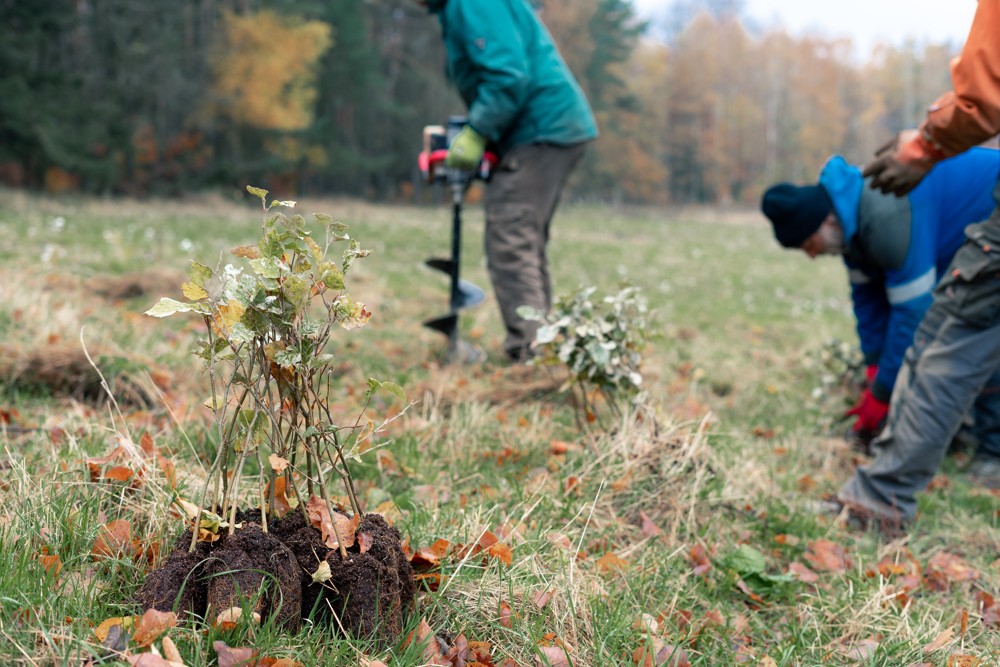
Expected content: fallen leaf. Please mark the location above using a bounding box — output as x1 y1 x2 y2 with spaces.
132 608 178 646
804 539 850 574
214 640 258 667
38 553 62 580
640 511 661 538
410 538 451 570
93 616 135 643
839 636 879 661
535 645 571 667
305 495 358 550
257 659 304 667
499 600 514 628
923 628 955 654
487 543 513 567
946 655 982 667
788 562 819 584
92 520 134 560
758 658 778 667
533 589 554 609
357 531 374 554
268 454 289 473
162 636 184 664
125 653 184 667
688 544 711 576
925 552 978 590
311 561 332 584
976 591 1000 628
214 607 260 630
596 552 628 574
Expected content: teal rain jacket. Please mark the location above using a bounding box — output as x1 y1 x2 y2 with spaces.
818 148 1000 400
427 0 598 155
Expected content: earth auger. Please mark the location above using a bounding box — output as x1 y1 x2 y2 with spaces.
418 116 496 364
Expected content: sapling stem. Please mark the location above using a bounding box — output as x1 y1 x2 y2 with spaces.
227 450 248 536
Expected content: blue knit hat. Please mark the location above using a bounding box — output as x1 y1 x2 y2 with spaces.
761 183 833 248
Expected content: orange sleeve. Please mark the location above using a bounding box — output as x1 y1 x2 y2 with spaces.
921 0 1000 157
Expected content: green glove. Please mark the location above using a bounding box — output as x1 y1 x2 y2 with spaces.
445 126 487 170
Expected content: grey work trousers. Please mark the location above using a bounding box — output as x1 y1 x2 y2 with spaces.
485 142 586 360
839 207 1000 522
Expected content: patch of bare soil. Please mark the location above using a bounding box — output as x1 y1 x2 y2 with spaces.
0 342 169 408
137 512 414 646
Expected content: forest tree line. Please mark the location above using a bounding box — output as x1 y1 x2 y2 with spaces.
0 0 961 204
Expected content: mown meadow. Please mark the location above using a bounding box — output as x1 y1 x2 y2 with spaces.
0 188 996 666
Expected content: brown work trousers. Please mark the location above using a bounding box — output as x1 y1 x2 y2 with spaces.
484 141 586 360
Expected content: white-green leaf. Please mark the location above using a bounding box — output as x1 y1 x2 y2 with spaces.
145 298 207 318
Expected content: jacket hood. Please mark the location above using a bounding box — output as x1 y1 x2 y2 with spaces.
817 155 864 244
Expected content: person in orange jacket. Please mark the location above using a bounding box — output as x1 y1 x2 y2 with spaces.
834 0 1000 527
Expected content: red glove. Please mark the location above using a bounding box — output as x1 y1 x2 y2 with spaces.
845 388 889 433
864 364 878 384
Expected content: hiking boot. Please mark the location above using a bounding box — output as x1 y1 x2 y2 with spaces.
809 495 907 537
965 455 1000 490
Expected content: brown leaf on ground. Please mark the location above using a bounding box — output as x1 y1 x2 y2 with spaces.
406 618 447 665
788 562 819 583
804 539 850 574
838 635 879 661
922 628 955 654
411 538 451 570
925 552 978 591
125 653 184 667
633 638 691 667
946 655 982 667
640 511 662 538
533 589 554 609
534 645 571 667
132 609 178 646
38 553 62 580
597 552 628 574
487 542 513 567
362 662 389 667
256 658 304 667
92 520 134 560
93 616 135 643
499 600 514 628
904 663 933 667
162 636 183 664
357 530 374 555
264 477 297 518
688 544 711 576
549 439 580 455
214 640 258 667
547 532 572 550
976 591 1000 628
304 495 358 550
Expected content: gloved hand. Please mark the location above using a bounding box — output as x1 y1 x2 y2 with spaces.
862 129 942 196
845 388 889 433
445 126 487 171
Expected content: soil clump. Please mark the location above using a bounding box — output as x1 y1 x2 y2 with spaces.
137 511 414 646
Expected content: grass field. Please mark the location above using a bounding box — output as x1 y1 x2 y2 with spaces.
0 188 997 666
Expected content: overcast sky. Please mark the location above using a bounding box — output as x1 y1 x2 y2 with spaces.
633 0 978 57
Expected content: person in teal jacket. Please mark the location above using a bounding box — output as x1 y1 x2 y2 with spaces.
762 148 1000 444
419 0 598 361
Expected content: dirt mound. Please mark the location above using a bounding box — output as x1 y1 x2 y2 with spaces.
86 270 186 301
0 342 169 408
137 512 414 646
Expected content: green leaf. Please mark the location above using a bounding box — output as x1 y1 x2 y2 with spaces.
381 381 406 402
270 199 297 209
145 298 207 318
250 257 287 279
726 544 767 576
189 261 214 287
228 322 255 344
273 349 302 368
246 185 269 201
320 262 345 290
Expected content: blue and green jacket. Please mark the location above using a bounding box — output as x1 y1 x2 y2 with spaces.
818 148 1000 401
426 0 598 155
